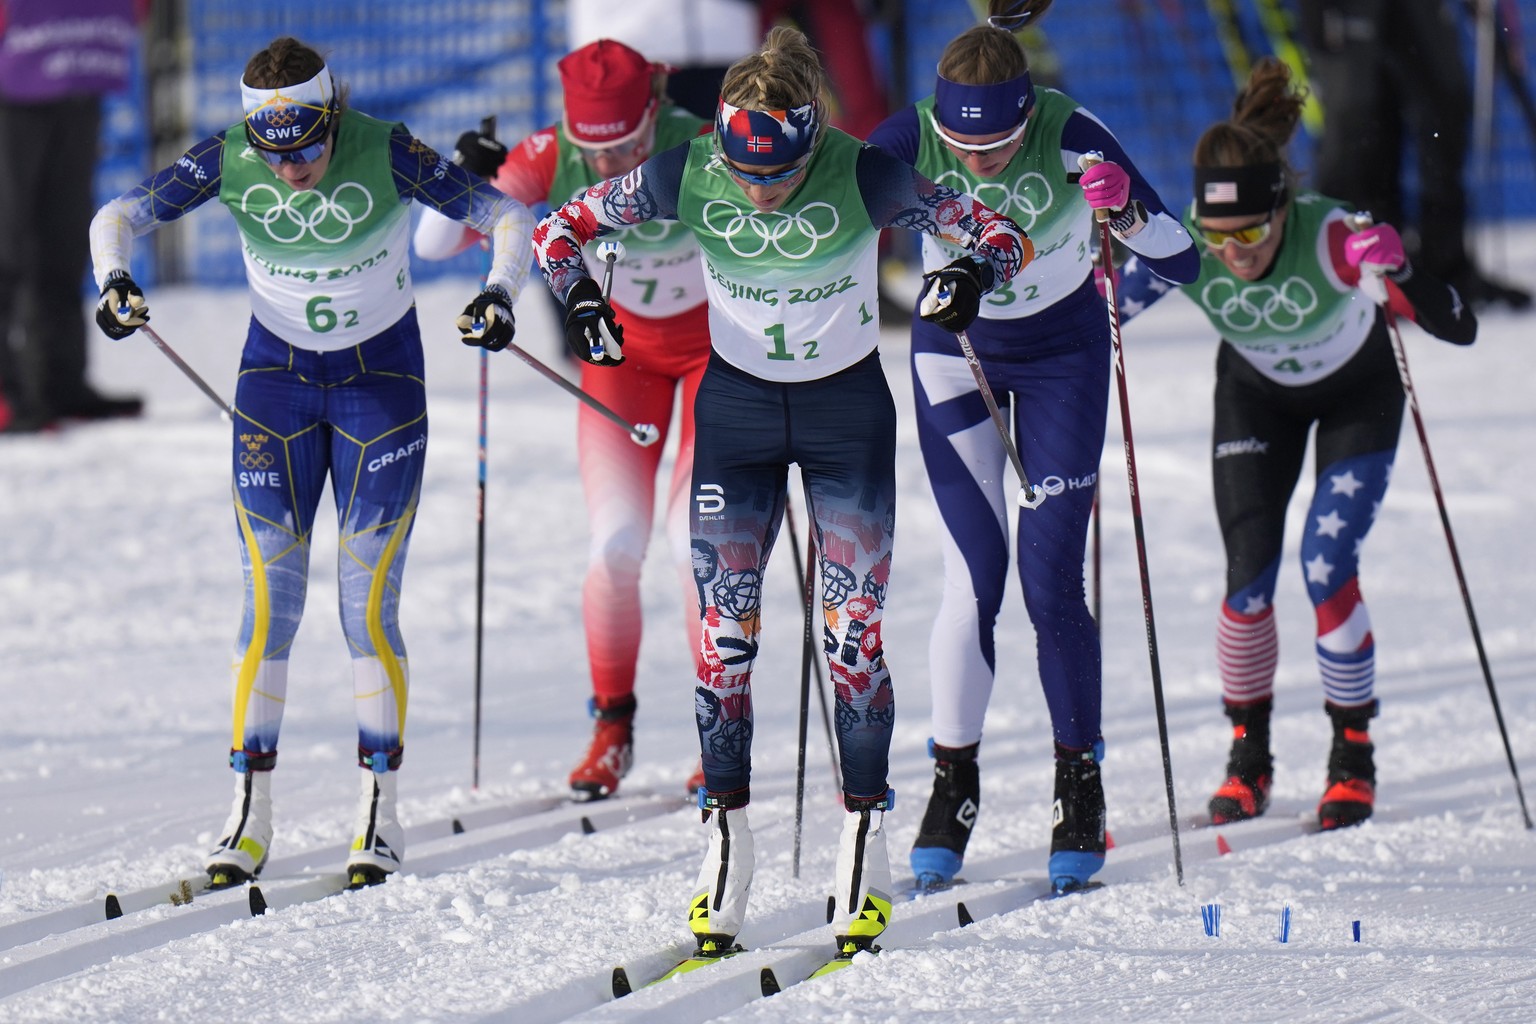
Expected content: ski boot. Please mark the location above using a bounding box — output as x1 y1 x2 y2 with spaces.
569 694 636 801
206 767 274 888
909 740 979 890
1318 700 1377 830
831 794 893 960
687 796 753 957
1208 699 1274 824
1049 742 1106 893
346 766 404 887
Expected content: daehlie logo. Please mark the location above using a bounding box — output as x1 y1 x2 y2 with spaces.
1214 438 1270 459
695 483 725 515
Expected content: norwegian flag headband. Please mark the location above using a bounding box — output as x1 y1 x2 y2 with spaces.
1193 162 1287 217
715 98 819 165
933 70 1034 135
241 64 337 151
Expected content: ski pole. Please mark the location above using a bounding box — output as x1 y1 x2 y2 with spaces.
786 494 841 785
588 239 626 363
500 341 660 447
929 300 1044 508
471 113 496 791
139 326 233 420
1348 213 1532 829
1080 152 1184 883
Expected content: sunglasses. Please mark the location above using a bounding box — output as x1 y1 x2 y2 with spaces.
247 126 330 167
930 113 1028 155
722 157 808 187
1197 209 1279 249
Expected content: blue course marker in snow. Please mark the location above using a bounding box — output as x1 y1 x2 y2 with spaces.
1352 920 1361 943
1278 906 1291 943
1201 904 1221 937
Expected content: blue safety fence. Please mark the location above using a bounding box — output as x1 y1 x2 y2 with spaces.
903 1 1536 228
96 0 564 288
96 0 1535 287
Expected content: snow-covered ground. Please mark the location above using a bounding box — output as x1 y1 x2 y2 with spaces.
2 227 1534 1023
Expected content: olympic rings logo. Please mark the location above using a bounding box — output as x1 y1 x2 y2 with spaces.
264 103 299 127
240 451 275 469
1200 276 1319 334
934 169 1053 232
241 181 374 245
701 199 839 260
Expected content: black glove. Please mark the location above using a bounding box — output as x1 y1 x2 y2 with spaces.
455 285 515 351
452 129 509 180
95 271 150 339
917 256 992 333
563 278 626 365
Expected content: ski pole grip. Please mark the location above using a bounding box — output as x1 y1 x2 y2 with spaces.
1077 151 1110 223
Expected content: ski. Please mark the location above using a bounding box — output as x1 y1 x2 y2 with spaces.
612 943 745 997
759 943 879 996
900 875 968 901
955 880 1105 928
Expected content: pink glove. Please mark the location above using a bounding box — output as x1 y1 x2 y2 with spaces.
1080 160 1131 212
1344 223 1405 275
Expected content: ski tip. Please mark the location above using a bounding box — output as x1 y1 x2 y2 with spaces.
248 885 268 916
580 816 597 835
104 893 123 920
451 817 465 835
611 966 632 999
825 894 835 924
957 901 974 927
760 966 781 997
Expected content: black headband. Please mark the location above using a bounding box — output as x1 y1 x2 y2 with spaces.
1193 162 1287 217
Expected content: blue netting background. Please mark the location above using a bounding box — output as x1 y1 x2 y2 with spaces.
95 0 1536 287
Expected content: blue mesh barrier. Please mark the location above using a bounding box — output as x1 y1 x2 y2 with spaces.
96 1 1534 287
902 1 1535 225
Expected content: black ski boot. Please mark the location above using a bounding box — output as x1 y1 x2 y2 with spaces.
1049 742 1106 893
909 741 979 889
1208 699 1275 824
1318 700 1377 830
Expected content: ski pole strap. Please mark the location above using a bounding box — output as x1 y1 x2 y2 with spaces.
229 749 277 773
844 788 894 812
358 746 403 772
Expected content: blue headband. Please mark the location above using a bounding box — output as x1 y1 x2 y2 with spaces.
933 71 1034 134
715 98 819 165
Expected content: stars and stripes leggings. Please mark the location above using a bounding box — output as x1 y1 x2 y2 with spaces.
1211 328 1404 711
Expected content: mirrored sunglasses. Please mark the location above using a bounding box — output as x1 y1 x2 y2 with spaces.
722 158 808 187
1198 212 1277 249
248 127 330 167
929 113 1028 155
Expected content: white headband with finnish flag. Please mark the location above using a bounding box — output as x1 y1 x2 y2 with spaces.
241 64 336 151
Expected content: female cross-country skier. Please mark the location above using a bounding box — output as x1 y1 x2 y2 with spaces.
867 0 1199 894
89 36 535 889
1113 57 1477 830
511 25 1031 966
415 38 714 802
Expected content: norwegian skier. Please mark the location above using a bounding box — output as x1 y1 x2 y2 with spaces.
517 25 1031 963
